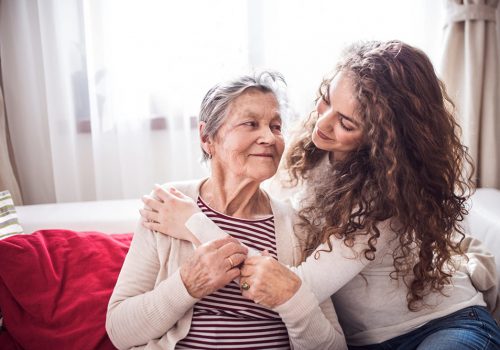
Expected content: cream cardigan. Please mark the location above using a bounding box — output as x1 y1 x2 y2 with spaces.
106 179 347 350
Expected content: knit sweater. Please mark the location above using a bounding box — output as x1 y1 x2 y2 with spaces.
186 158 498 346
106 179 347 350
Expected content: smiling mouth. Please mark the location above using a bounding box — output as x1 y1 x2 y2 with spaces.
250 154 274 158
316 128 333 141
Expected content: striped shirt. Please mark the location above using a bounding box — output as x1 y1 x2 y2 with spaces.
176 197 290 350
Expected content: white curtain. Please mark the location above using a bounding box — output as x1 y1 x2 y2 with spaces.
439 0 500 189
1 0 444 204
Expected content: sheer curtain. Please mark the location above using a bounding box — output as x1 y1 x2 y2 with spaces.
1 0 444 204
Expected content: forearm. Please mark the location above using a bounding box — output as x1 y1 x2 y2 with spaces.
186 212 260 256
460 234 499 316
106 226 198 349
186 212 375 302
107 270 197 349
273 283 347 350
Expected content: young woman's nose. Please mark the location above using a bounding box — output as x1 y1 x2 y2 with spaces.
317 110 335 132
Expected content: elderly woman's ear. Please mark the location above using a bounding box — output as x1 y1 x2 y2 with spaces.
199 121 213 159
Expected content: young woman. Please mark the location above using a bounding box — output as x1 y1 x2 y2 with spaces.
141 41 500 349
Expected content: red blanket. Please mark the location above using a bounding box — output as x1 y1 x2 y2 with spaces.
0 230 132 350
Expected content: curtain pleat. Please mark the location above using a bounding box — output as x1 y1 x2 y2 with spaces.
439 0 500 188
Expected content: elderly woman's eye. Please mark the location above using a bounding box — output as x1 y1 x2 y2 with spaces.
271 124 282 132
243 121 257 127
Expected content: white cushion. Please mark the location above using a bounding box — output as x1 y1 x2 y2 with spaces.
16 199 141 234
465 188 500 287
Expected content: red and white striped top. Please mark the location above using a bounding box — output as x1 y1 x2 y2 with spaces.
176 197 290 350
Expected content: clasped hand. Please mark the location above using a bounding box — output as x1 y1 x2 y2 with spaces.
180 237 248 299
183 243 301 307
239 252 302 308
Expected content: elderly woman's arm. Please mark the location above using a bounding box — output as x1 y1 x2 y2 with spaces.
106 224 196 349
106 224 247 349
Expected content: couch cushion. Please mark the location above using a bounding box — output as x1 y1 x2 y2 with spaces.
0 190 23 240
465 188 500 287
0 230 132 350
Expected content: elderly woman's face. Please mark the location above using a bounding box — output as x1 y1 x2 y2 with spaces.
210 89 284 183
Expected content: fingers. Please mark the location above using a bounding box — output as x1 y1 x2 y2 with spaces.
139 208 158 222
224 252 247 271
153 184 175 202
240 255 275 276
240 263 255 277
241 255 266 267
141 195 161 211
217 240 248 258
226 267 241 281
229 253 247 267
142 221 162 232
204 236 240 250
168 186 188 199
153 184 187 202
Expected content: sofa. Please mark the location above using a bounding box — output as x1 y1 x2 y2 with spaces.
0 189 499 349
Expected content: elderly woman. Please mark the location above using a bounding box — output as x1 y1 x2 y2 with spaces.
105 71 346 349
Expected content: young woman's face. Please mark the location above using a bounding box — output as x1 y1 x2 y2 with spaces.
312 71 364 161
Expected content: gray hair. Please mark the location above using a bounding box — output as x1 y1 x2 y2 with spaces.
199 71 288 161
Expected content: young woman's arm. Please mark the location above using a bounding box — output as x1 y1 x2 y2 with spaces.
275 281 347 349
140 186 386 304
186 212 386 303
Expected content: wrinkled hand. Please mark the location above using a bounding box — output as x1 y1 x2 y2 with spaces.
140 185 201 244
181 237 248 299
240 251 301 308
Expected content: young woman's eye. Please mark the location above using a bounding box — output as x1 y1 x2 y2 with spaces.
339 115 355 132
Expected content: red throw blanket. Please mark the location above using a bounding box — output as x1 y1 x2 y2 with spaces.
0 230 133 350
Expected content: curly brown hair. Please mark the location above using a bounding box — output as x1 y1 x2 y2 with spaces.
286 40 475 311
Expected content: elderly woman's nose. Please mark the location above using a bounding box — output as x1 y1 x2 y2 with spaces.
257 126 277 144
